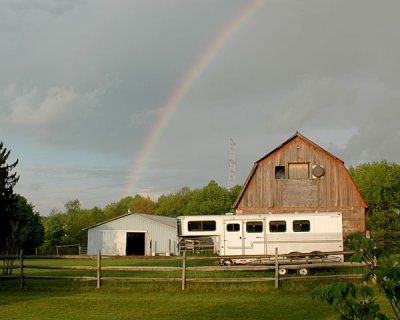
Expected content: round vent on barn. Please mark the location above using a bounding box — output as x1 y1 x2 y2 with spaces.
312 165 325 178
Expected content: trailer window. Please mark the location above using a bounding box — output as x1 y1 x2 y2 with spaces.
269 221 286 232
188 220 216 232
227 223 240 232
293 220 310 232
246 221 263 233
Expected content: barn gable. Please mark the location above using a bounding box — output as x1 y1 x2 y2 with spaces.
233 132 367 238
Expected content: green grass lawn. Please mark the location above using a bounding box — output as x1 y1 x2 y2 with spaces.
0 257 394 319
0 280 396 320
0 282 340 320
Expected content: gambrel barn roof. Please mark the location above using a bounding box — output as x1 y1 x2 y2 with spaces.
233 131 367 210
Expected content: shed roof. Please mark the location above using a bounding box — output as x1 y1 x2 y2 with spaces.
83 213 176 230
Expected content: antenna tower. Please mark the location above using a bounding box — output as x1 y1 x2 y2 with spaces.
228 138 236 189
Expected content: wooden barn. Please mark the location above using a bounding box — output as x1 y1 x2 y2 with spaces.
84 213 177 256
233 132 367 239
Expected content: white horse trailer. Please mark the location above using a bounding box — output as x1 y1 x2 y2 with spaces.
177 212 344 258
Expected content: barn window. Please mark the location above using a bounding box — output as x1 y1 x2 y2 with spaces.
288 163 309 179
293 220 310 232
226 223 240 232
246 221 263 233
188 220 216 232
275 166 285 179
269 221 286 232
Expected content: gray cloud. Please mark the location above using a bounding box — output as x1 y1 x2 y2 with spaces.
2 0 400 214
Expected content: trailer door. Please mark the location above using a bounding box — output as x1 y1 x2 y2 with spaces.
243 220 266 255
223 221 244 255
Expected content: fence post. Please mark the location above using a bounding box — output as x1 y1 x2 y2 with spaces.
166 239 171 256
97 250 101 289
152 241 156 256
20 250 24 289
181 250 186 291
274 248 279 290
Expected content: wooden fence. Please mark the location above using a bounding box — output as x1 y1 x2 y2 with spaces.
1 250 365 290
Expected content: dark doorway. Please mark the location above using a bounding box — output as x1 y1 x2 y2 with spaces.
126 232 145 255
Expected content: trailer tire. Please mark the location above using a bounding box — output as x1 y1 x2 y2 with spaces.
298 268 309 276
221 259 233 266
278 268 288 276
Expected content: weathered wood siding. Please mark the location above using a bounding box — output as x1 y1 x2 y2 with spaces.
235 135 366 238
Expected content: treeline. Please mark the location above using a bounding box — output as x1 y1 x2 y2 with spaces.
38 160 400 254
2 140 400 256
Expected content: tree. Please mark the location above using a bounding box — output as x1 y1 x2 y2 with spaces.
0 142 19 254
103 196 134 219
379 182 400 210
62 199 92 247
64 199 81 213
43 215 65 253
155 187 192 217
87 206 105 224
186 181 231 215
0 144 43 256
228 184 243 211
155 183 240 217
40 203 105 254
11 194 44 252
349 160 400 212
130 194 155 214
2 194 44 261
348 161 400 249
312 234 400 320
1 193 44 274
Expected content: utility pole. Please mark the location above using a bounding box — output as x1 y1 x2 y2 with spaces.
228 138 236 189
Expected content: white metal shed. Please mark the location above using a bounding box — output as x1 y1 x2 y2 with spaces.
84 213 177 256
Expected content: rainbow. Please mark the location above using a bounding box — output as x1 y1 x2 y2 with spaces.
123 0 264 197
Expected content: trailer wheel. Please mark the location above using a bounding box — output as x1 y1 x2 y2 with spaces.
298 268 309 276
221 259 233 266
278 268 288 276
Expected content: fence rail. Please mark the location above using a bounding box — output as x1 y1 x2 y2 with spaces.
0 250 366 290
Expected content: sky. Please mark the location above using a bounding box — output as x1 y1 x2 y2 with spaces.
1 0 399 215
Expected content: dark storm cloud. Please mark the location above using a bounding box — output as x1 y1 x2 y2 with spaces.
1 0 399 213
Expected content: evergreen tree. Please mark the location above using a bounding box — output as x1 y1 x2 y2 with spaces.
0 142 19 254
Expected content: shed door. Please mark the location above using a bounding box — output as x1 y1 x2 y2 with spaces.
126 232 145 256
223 221 244 255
